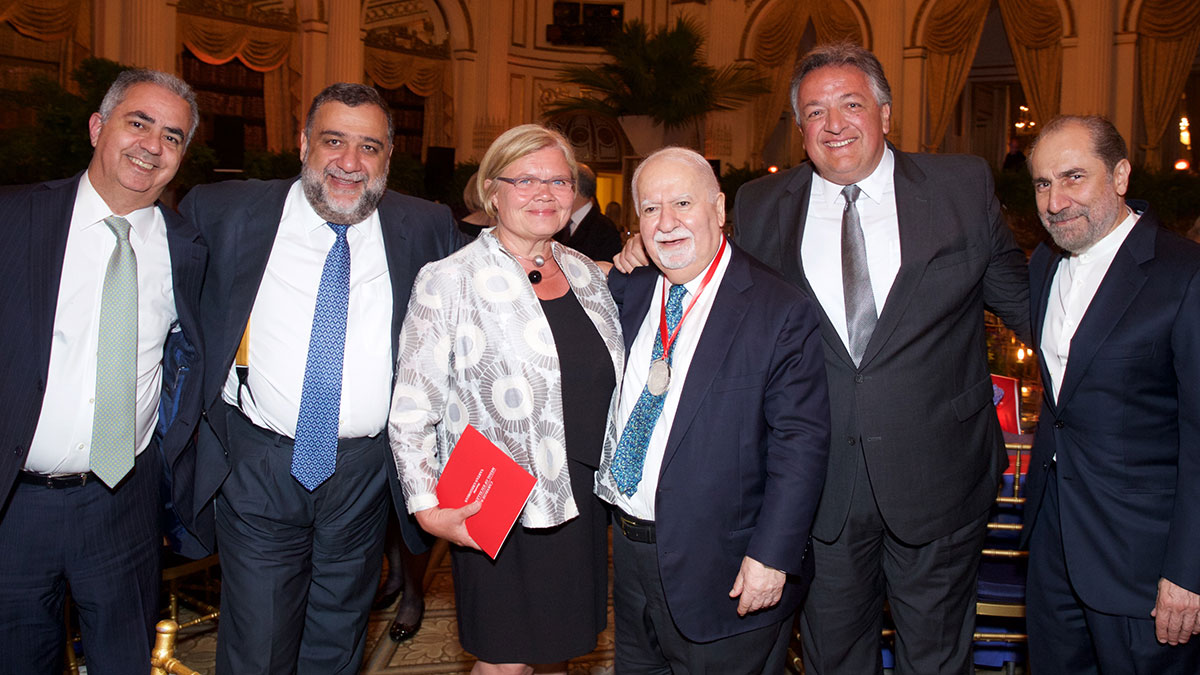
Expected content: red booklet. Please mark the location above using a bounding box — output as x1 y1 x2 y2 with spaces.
436 424 537 559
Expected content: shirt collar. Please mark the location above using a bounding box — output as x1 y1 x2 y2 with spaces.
813 147 895 209
76 172 160 243
283 179 378 237
1072 207 1139 264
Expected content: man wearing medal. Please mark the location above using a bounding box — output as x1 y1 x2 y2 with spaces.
596 147 832 673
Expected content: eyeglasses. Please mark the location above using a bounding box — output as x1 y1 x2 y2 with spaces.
495 175 576 196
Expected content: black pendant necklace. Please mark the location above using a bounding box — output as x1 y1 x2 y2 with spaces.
528 269 542 284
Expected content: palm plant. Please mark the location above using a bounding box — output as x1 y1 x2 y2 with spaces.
545 18 769 130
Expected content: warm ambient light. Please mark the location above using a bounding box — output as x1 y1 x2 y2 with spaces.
1016 348 1026 362
1181 116 1191 149
767 165 779 173
1175 159 1190 171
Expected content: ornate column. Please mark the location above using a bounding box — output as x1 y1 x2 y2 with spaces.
1111 31 1138 150
300 18 329 121
122 0 177 71
899 46 926 153
1060 0 1114 115
326 0 363 84
92 0 122 62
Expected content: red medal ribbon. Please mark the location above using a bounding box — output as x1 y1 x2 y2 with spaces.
658 236 728 357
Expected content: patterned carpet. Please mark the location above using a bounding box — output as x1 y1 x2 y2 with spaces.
168 538 616 674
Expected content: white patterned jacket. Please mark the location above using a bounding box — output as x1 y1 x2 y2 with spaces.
388 229 624 527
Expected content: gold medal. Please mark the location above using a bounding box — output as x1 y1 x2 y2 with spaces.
647 358 671 396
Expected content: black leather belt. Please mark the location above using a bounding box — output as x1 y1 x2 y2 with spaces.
19 470 97 489
615 508 656 544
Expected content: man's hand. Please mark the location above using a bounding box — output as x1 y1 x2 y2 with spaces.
413 502 483 550
613 235 649 273
729 556 786 616
1152 577 1200 645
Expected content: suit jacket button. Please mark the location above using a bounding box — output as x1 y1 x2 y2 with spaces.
855 374 864 383
847 437 856 446
1053 421 1064 429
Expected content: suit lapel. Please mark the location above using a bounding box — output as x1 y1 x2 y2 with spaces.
378 201 411 347
1029 243 1064 412
1055 217 1154 407
222 180 291 384
163 207 205 336
859 149 936 368
658 248 752 476
29 177 78 367
618 268 657 356
782 166 852 367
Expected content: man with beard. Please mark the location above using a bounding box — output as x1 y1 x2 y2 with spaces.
597 148 830 673
1022 115 1200 673
180 83 461 674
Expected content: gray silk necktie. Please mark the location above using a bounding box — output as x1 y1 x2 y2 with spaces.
91 215 138 487
841 185 876 367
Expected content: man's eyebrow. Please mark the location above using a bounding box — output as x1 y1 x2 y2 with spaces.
128 110 184 140
319 129 385 147
1056 166 1087 178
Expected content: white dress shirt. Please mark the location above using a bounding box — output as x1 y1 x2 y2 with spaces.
25 174 177 474
1041 208 1139 403
801 148 901 352
609 242 732 520
222 180 394 439
567 201 594 236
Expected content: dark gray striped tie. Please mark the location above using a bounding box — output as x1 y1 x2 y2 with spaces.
841 184 876 366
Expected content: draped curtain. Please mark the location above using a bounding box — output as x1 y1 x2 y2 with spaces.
178 12 295 152
748 0 862 155
921 0 989 151
996 0 1062 125
365 47 453 149
1137 0 1200 167
0 0 78 40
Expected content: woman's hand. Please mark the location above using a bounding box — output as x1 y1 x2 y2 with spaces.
413 502 484 550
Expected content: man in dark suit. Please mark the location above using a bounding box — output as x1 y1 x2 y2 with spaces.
180 83 460 674
733 44 1030 673
555 162 624 260
596 147 830 673
0 70 205 675
1022 114 1200 673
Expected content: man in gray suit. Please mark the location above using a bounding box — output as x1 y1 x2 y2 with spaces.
732 44 1030 673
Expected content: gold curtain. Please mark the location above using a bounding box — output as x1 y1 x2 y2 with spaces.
179 13 291 72
997 0 1061 125
922 0 990 150
1137 0 1200 167
0 0 78 40
749 0 862 156
363 47 445 97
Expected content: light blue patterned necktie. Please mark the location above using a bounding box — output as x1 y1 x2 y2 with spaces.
292 223 351 491
91 215 138 487
610 283 688 496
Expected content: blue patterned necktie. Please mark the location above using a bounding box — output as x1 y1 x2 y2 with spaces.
91 215 138 487
610 283 688 496
292 223 351 491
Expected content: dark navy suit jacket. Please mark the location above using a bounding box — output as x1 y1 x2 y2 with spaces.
606 244 830 642
0 173 207 555
734 148 1031 545
1023 203 1200 617
179 177 462 554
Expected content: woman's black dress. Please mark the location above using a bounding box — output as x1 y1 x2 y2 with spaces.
450 288 614 664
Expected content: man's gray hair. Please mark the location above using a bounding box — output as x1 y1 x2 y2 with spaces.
631 147 720 208
304 83 394 147
98 69 200 146
790 42 892 126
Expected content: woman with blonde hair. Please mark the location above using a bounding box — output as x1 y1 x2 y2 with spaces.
389 124 622 674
